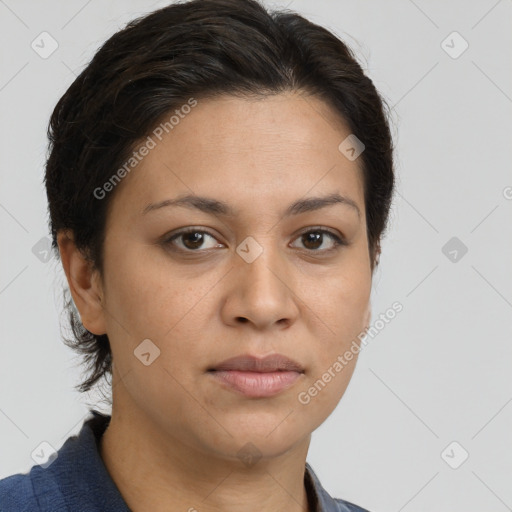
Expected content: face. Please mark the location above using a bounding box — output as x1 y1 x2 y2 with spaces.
83 91 372 461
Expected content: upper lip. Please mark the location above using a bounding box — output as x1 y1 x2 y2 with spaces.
208 354 304 373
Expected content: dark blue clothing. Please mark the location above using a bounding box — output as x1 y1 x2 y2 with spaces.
0 410 369 511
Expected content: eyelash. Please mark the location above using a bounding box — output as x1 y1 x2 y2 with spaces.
163 227 347 254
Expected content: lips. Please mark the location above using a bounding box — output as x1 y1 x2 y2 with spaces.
208 354 304 373
208 354 304 398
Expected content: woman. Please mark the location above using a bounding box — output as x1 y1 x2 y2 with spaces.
0 0 394 510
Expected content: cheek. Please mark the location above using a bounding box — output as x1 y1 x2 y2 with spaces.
304 266 371 345
293 344 359 434
297 264 370 407
101 258 208 426
102 247 220 379
102 243 197 336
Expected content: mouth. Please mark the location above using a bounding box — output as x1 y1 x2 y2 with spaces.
207 354 305 398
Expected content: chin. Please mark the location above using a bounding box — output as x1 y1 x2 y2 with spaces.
197 412 310 462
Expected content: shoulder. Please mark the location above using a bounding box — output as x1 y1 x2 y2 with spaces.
0 410 125 512
0 464 68 511
0 471 40 511
1 453 78 512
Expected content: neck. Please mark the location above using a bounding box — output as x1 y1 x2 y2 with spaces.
99 388 312 512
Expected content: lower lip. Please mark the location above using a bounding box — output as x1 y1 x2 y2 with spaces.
209 370 303 398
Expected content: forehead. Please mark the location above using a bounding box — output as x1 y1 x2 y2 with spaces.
109 92 365 219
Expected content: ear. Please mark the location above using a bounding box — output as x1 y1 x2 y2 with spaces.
57 230 107 336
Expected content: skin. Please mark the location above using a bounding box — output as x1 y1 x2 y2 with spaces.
58 90 375 512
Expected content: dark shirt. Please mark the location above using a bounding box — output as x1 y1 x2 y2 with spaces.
0 410 370 512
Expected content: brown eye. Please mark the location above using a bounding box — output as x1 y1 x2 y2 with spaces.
291 229 346 252
302 232 323 250
181 231 205 250
164 229 223 252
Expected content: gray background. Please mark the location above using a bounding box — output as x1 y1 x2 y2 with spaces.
1 1 511 510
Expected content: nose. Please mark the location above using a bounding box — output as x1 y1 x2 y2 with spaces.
220 243 300 331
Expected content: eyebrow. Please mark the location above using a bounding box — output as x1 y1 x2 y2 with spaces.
142 192 361 219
